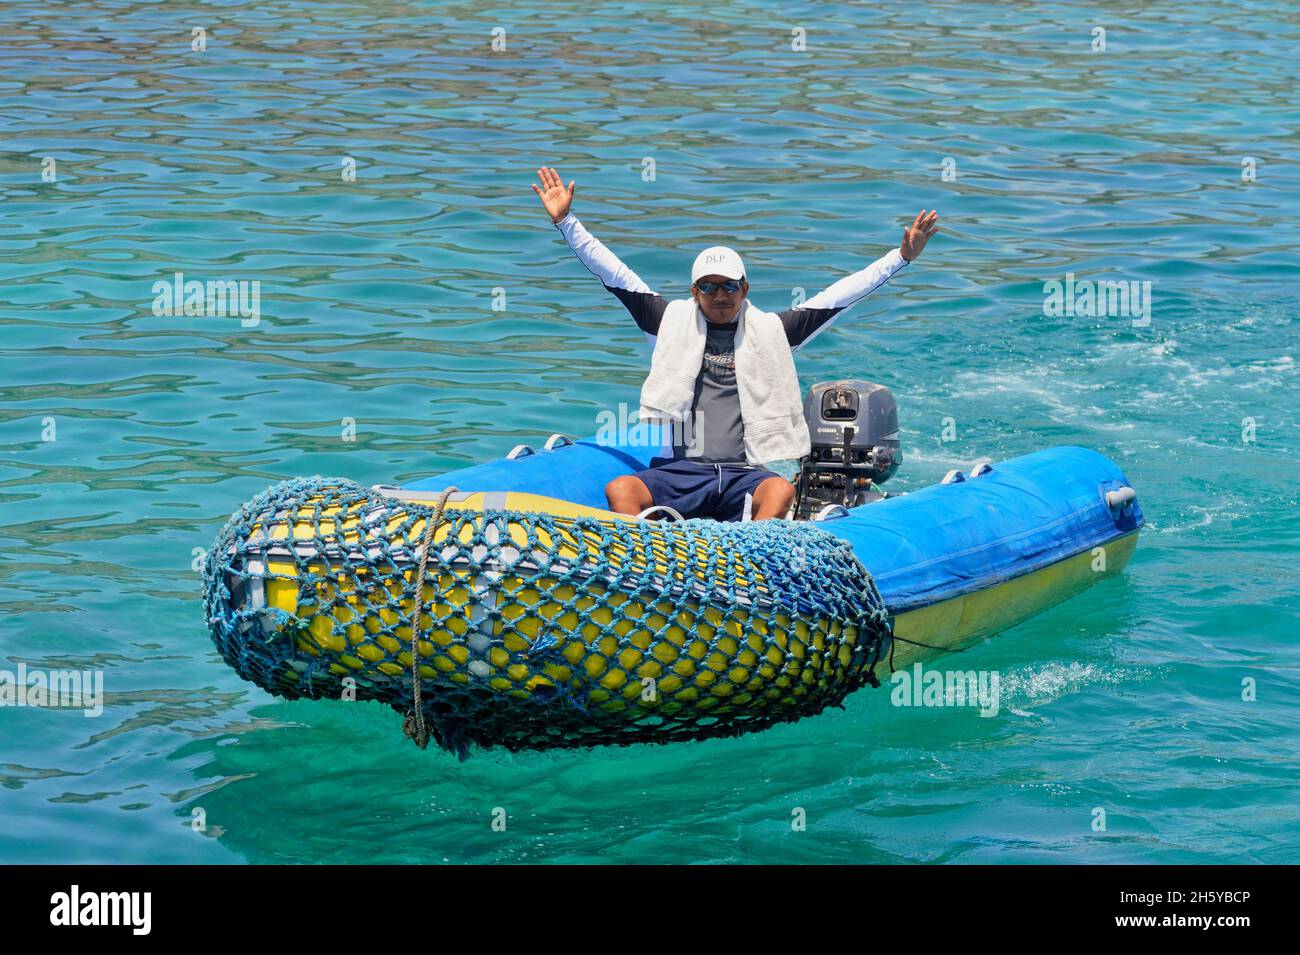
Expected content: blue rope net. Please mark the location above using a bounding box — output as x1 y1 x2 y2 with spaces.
202 477 893 757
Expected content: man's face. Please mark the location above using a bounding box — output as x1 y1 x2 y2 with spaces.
692 274 748 324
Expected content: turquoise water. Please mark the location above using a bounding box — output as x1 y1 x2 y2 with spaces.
2 0 1297 864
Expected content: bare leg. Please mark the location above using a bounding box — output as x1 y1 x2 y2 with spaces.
750 476 796 520
605 475 654 516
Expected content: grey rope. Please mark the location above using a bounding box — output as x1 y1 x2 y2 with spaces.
402 486 459 749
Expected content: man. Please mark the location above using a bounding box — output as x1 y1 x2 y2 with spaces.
532 166 938 522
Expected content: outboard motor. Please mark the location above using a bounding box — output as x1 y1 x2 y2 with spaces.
793 380 901 520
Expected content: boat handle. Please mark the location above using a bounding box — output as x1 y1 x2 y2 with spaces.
970 462 994 477
813 504 851 521
636 505 685 522
941 469 966 484
1105 486 1137 509
506 444 536 460
543 433 574 451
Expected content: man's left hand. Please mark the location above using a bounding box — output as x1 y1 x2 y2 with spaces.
901 210 940 262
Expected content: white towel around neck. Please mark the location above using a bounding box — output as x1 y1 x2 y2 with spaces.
638 298 811 466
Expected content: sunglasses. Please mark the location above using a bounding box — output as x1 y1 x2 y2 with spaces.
695 279 742 295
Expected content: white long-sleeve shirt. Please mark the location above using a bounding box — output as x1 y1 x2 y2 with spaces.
553 211 908 349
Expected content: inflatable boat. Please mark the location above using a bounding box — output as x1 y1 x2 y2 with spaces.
202 381 1142 756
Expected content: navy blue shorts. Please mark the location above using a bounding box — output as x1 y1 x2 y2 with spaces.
633 458 779 522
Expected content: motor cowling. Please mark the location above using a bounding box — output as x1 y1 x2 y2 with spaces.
794 380 901 519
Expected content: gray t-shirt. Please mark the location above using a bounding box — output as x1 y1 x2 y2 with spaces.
673 320 747 465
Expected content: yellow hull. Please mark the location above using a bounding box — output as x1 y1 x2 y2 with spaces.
888 530 1139 668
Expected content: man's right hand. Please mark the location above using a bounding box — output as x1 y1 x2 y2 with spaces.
531 166 575 223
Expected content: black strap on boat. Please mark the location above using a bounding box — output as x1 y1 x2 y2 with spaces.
885 632 969 677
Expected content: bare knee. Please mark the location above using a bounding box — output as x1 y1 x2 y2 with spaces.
605 475 653 515
751 476 796 520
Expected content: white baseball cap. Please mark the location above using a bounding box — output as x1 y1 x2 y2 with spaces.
691 246 745 283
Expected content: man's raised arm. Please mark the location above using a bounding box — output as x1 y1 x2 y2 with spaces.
780 210 940 351
532 166 667 341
